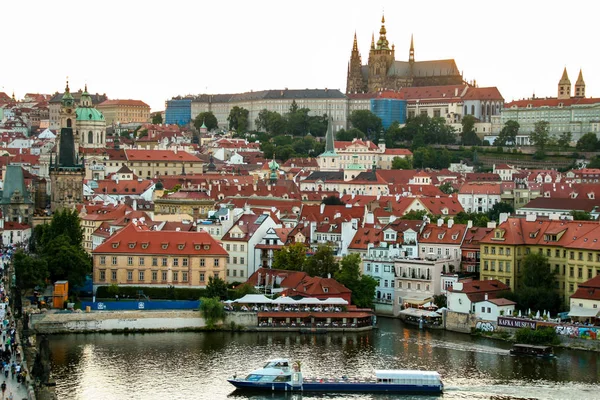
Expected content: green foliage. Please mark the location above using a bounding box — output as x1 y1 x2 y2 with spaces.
321 196 345 205
394 115 455 146
200 297 226 329
96 285 206 300
587 156 600 168
349 110 383 139
576 132 598 152
305 245 339 277
228 106 250 133
530 121 550 151
412 147 451 169
557 131 573 148
391 156 412 170
438 181 456 194
336 128 365 141
272 243 307 271
233 283 258 299
255 109 286 135
522 253 555 289
570 210 592 221
487 202 514 222
400 210 429 221
205 276 228 299
194 111 218 131
453 211 490 227
335 253 378 308
515 327 559 346
107 284 119 296
13 250 48 290
151 113 163 124
433 294 447 308
496 120 520 146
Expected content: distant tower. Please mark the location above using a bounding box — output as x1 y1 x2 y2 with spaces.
50 80 86 212
317 113 339 172
268 158 279 184
77 84 106 149
367 15 395 92
558 68 571 100
574 69 586 98
409 34 415 64
346 32 366 94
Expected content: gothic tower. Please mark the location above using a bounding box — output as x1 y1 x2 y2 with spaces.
409 34 415 64
367 15 395 92
574 69 586 98
558 68 571 100
50 80 86 212
346 32 367 94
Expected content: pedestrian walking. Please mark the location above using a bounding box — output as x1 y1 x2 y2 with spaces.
0 380 6 398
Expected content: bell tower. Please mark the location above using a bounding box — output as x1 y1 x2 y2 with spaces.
557 67 571 100
346 32 366 94
574 69 586 98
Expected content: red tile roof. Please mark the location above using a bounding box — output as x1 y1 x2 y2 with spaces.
94 222 227 256
506 97 600 109
125 149 201 162
571 275 600 301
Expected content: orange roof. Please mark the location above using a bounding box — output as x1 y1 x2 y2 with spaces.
448 279 509 294
97 99 150 107
506 97 600 108
94 223 227 255
419 223 467 245
125 149 201 162
459 182 501 195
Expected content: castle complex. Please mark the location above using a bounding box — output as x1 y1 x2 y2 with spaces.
346 15 466 94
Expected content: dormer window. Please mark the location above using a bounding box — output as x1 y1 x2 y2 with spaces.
438 233 445 240
162 243 169 250
204 245 210 250
141 243 149 249
195 245 201 250
128 242 136 249
452 234 458 240
112 242 120 248
178 244 185 250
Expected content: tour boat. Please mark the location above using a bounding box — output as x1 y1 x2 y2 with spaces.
509 344 555 358
227 358 443 394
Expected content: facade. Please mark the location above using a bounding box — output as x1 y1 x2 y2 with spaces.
76 86 106 149
49 82 85 212
371 97 406 128
499 69 599 142
0 165 33 225
165 99 192 125
97 99 150 125
0 220 32 248
570 275 600 313
93 222 228 288
122 149 203 179
346 16 464 94
48 90 107 131
458 182 501 213
447 280 514 321
418 219 468 273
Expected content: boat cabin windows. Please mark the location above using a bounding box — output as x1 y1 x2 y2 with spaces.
263 360 289 369
246 374 291 382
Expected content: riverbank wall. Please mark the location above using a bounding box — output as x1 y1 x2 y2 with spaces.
29 311 257 334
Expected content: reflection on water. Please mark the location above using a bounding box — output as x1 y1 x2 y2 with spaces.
48 318 600 400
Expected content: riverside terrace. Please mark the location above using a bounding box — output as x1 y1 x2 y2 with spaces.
226 295 375 332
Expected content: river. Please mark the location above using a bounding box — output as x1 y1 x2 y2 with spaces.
47 318 600 400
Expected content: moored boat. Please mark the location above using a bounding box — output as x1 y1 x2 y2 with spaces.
509 344 555 358
227 358 443 394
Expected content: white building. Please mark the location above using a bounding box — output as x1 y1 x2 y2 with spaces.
458 183 501 213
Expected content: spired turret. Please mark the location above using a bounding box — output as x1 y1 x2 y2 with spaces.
574 69 586 98
558 67 571 100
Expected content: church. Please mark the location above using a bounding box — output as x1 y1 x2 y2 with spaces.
346 15 466 94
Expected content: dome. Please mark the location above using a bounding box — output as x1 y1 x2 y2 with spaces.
76 107 105 122
155 181 164 190
269 159 279 171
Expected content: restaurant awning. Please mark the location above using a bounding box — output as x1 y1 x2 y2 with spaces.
398 292 432 306
568 305 600 318
234 294 273 304
398 308 441 318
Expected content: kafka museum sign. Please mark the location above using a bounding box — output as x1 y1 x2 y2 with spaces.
497 317 537 329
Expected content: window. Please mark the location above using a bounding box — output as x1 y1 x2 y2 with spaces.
570 251 575 260
570 267 574 277
578 252 583 261
499 261 504 272
233 257 237 264
233 244 237 251
214 273 219 279
569 283 574 292
99 270 106 281
506 278 511 288
162 271 167 281
127 270 133 281
481 306 485 312
139 271 145 281
240 257 245 264
139 257 145 266
506 261 511 272
226 244 230 251
240 270 244 277
491 247 496 255
112 256 117 266
487 307 491 313
182 272 188 282
183 258 188 267
152 271 158 281
111 270 117 281
152 257 158 266
241 245 245 252
127 256 133 265
484 261 489 271
200 258 205 267
173 272 179 281
173 258 179 267
100 256 106 265
506 248 511 256
578 268 583 278
366 264 371 272
555 249 560 258
499 248 504 255
162 258 167 267
214 259 220 267
375 266 379 273
200 273 205 282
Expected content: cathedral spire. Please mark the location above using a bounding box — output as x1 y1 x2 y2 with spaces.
409 34 415 63
371 32 375 50
575 68 586 98
376 14 389 50
353 31 358 52
324 111 335 154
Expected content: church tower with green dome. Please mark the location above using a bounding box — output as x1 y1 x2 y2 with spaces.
317 112 339 171
76 84 106 149
50 80 86 212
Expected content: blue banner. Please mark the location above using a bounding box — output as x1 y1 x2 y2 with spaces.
81 300 200 311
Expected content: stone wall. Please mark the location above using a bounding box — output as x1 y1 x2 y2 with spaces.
30 311 257 334
445 310 475 333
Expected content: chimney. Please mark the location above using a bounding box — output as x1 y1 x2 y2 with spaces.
467 220 473 229
133 199 137 211
320 203 325 214
437 218 443 227
487 221 497 229
484 293 488 301
499 212 508 225
448 218 454 228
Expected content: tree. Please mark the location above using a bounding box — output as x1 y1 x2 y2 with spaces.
335 253 378 308
321 196 345 205
272 243 307 271
453 211 490 227
399 115 455 145
227 106 250 133
336 128 365 141
439 181 456 195
522 253 556 290
43 235 91 288
305 245 338 277
199 297 226 329
496 120 519 146
570 210 592 221
530 121 550 151
557 131 573 149
460 115 481 146
391 156 412 170
400 210 429 220
233 283 258 299
151 113 163 124
194 111 218 131
13 250 48 290
487 202 514 222
255 109 286 135
576 132 598 152
349 110 382 138
286 107 311 136
205 276 228 299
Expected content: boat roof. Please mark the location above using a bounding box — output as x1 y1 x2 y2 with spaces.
266 358 290 363
512 344 552 350
375 370 441 379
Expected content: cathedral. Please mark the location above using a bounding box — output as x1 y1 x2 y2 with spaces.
346 16 466 94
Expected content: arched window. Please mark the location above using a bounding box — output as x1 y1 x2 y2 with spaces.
88 131 93 144
471 105 475 115
66 119 72 128
464 105 468 115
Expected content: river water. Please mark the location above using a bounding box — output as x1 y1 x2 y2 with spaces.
48 318 599 400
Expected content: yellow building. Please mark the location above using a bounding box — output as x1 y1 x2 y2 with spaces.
480 216 600 305
97 99 150 125
93 222 228 288
122 149 204 178
154 190 215 219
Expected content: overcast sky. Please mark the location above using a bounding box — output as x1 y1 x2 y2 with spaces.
3 1 599 111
